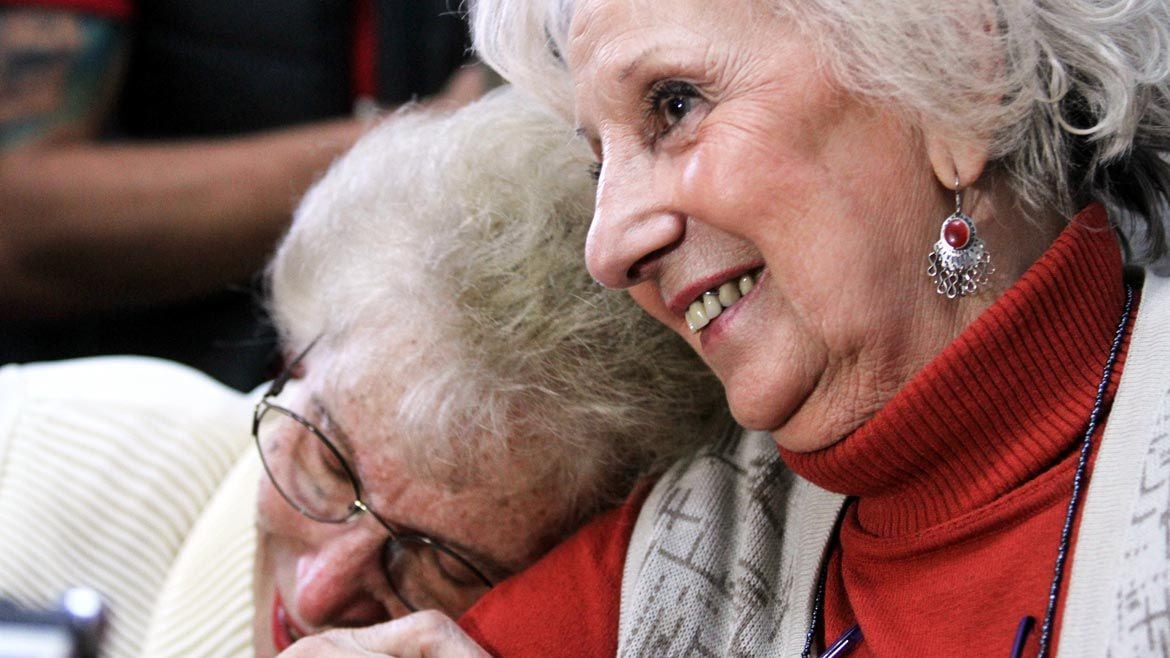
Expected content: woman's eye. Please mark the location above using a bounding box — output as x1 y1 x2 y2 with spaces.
315 440 348 479
661 96 692 124
647 81 700 134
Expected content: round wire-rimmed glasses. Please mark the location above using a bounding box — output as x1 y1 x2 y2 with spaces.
251 341 494 615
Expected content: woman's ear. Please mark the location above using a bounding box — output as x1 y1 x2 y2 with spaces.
924 129 990 189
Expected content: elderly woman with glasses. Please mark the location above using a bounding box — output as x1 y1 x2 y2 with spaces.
0 86 726 657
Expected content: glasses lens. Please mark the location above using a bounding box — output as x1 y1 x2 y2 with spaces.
255 404 357 522
384 536 492 615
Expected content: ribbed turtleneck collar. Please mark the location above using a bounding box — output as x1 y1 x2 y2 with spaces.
782 204 1128 537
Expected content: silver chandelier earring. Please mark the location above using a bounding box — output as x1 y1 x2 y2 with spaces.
927 177 993 298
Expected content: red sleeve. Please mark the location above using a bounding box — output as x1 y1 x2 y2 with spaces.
0 0 132 20
458 483 653 657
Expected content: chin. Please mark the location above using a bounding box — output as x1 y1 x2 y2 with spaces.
771 394 869 454
720 359 804 428
723 372 846 454
768 421 838 454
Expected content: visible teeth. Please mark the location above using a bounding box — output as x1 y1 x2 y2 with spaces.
738 274 754 296
702 291 722 321
685 270 761 334
686 301 709 332
717 281 741 306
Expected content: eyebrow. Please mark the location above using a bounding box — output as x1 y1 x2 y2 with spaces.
617 45 661 82
571 44 667 140
310 394 357 459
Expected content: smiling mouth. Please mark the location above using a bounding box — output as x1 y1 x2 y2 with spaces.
685 268 762 333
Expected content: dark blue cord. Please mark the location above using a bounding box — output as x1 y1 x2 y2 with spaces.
801 556 828 658
803 501 852 658
1036 282 1134 658
1010 615 1035 658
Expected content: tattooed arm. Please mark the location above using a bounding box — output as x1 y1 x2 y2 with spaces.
0 7 369 319
0 7 118 146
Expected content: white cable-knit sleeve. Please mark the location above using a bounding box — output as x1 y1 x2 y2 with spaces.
0 357 255 658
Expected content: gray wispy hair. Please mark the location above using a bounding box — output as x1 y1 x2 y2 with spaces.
268 87 728 519
470 0 1170 266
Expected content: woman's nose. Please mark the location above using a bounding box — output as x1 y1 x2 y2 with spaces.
291 532 406 630
585 158 685 289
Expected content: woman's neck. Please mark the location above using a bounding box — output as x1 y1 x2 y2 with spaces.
780 203 1128 536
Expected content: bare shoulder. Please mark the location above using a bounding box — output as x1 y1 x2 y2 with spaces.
0 6 126 148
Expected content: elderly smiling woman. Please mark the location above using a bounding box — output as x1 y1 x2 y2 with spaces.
321 1 1170 657
0 87 726 657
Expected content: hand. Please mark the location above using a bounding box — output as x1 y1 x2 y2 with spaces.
277 611 490 658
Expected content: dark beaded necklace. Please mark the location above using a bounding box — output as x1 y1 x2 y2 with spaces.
800 283 1135 658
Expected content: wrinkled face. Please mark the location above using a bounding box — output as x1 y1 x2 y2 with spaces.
570 0 968 452
251 352 565 657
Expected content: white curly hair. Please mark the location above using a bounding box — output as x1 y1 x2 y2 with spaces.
470 0 1170 266
267 87 728 520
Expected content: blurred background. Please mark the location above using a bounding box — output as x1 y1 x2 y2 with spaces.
0 0 486 390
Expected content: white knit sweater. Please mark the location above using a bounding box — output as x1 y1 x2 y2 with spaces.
0 357 258 657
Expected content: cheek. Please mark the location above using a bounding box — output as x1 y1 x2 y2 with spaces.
681 121 809 236
254 479 289 657
256 476 304 537
629 283 678 328
255 477 319 599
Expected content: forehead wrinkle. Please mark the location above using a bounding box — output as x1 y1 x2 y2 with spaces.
579 21 723 92
565 0 610 63
568 0 650 75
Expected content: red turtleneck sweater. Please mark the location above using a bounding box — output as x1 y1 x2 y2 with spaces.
783 204 1135 657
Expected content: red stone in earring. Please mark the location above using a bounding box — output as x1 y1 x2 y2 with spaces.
942 216 971 249
927 179 993 298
